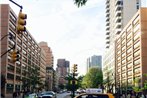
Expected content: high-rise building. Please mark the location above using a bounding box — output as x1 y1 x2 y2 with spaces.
38 42 54 90
56 59 70 86
38 42 54 67
103 0 147 93
86 55 102 72
0 4 46 97
105 0 146 48
115 8 147 91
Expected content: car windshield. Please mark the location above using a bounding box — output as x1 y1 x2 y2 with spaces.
41 92 54 95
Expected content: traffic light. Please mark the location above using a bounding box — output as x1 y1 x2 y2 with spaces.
17 11 27 33
73 64 78 73
10 50 20 62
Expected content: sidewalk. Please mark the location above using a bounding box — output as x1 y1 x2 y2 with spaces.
5 94 23 98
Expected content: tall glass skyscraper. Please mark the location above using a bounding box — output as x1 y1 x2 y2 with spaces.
86 55 102 72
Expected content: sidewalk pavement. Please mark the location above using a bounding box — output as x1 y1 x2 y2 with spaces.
5 94 23 98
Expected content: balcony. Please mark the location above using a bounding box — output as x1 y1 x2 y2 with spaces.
106 12 110 18
106 0 109 4
115 10 122 17
106 36 110 39
114 22 122 29
115 28 121 35
115 16 122 23
106 17 110 22
106 26 110 31
106 4 110 9
106 8 110 13
115 4 122 11
115 0 123 6
106 45 110 48
106 31 110 35
106 40 110 44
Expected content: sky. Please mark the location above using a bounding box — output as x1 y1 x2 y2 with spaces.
0 0 106 75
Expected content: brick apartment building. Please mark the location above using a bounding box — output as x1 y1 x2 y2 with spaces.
0 4 46 97
115 8 147 91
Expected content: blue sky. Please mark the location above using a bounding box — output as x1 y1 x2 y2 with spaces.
1 0 106 75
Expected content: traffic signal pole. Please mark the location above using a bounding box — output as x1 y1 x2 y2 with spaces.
72 73 75 98
1 45 15 57
9 0 23 10
71 64 78 98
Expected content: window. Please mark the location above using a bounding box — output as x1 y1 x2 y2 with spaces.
134 59 140 65
10 12 16 23
16 75 21 81
6 83 14 93
136 0 139 9
16 68 21 74
9 21 16 30
23 36 27 42
17 37 22 45
7 64 14 72
23 43 27 49
7 73 14 80
22 49 27 55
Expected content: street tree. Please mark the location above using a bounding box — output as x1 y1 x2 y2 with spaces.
82 67 103 88
74 0 88 7
65 74 84 91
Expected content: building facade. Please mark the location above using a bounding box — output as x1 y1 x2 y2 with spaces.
115 8 147 90
38 42 54 91
56 59 70 86
103 0 146 93
0 4 44 97
86 55 102 72
40 48 47 90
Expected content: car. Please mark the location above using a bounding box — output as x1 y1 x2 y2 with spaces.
74 93 114 98
38 91 56 98
28 93 38 98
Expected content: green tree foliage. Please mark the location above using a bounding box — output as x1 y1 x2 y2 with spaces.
143 74 147 91
132 75 147 92
65 74 84 91
82 67 103 88
65 74 73 91
21 66 42 91
74 0 88 7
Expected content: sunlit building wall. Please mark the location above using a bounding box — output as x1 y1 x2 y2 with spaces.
1 4 41 97
103 0 146 92
40 48 47 89
38 42 54 90
115 8 147 89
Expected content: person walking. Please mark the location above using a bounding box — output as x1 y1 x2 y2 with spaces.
13 92 17 98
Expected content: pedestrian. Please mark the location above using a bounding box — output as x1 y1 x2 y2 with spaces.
1 93 5 98
127 93 131 98
13 92 17 98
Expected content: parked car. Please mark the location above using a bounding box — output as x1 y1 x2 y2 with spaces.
38 91 56 98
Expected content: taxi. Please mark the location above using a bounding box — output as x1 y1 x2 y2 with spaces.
74 88 114 98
